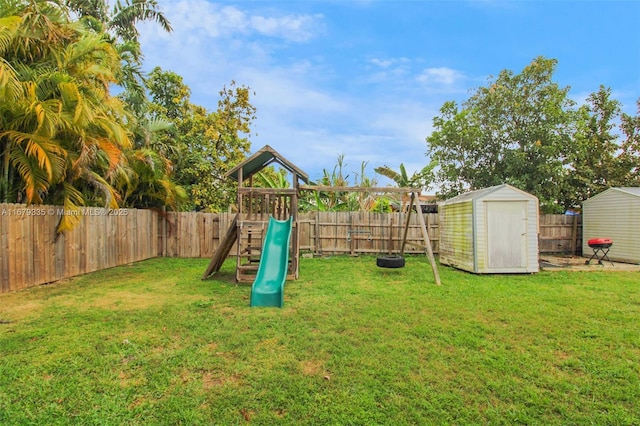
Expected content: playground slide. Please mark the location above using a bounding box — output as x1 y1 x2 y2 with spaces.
250 216 293 308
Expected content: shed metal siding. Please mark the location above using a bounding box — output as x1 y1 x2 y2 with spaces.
583 188 640 264
440 184 539 274
439 201 475 272
526 197 540 272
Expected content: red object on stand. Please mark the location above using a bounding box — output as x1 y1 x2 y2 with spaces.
586 238 613 266
587 238 612 248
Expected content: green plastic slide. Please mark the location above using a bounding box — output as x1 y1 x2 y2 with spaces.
250 216 293 308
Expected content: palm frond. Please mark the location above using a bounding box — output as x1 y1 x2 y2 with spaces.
55 182 85 234
9 142 51 203
2 130 66 181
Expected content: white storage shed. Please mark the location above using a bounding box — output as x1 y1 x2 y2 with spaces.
439 184 539 273
582 187 640 264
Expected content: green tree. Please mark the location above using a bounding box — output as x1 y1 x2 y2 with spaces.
427 57 577 212
300 154 351 212
255 167 290 189
350 160 380 211
145 69 256 211
374 161 436 212
569 86 626 204
618 100 640 186
65 0 185 211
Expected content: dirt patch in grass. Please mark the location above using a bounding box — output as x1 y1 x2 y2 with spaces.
255 337 283 350
300 359 326 376
118 370 143 388
83 291 167 310
0 300 45 322
202 371 241 389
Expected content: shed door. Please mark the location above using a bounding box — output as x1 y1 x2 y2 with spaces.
486 201 528 269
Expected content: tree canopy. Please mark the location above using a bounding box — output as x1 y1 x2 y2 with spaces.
145 69 256 211
426 57 640 212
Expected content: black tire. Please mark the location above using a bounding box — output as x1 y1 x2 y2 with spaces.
376 255 405 268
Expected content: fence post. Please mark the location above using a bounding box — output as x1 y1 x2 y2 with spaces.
162 206 167 257
571 214 578 256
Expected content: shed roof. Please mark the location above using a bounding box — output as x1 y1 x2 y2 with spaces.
584 187 640 203
226 145 309 183
616 187 640 197
444 184 536 204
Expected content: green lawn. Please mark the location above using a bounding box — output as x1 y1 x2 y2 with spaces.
1 256 638 425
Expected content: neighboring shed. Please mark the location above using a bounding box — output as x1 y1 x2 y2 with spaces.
439 184 539 273
582 187 640 264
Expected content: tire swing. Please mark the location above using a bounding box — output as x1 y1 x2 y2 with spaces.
376 254 405 268
377 210 406 269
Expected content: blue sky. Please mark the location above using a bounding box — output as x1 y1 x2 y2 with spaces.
138 0 640 188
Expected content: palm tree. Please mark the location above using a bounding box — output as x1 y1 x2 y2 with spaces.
68 0 172 98
119 147 186 209
67 0 172 43
1 2 69 204
299 156 383 212
374 161 437 212
109 0 172 42
374 161 437 189
0 0 132 231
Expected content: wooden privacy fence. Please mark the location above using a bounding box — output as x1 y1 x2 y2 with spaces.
1 203 582 293
162 211 440 258
298 211 440 256
539 214 582 255
1 204 159 294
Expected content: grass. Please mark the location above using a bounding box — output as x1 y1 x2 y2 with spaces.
1 256 639 425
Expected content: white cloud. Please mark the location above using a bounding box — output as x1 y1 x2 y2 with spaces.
143 0 323 42
250 14 322 42
417 67 464 85
370 58 393 68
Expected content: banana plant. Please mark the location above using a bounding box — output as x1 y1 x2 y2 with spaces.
374 160 437 190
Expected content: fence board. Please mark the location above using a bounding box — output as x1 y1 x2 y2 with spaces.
47 212 58 280
539 214 582 255
87 215 100 273
54 224 65 281
134 212 142 260
200 214 214 258
157 211 164 257
165 212 175 257
12 213 25 290
32 212 46 284
141 210 149 260
102 211 111 268
0 208 8 292
64 217 78 278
